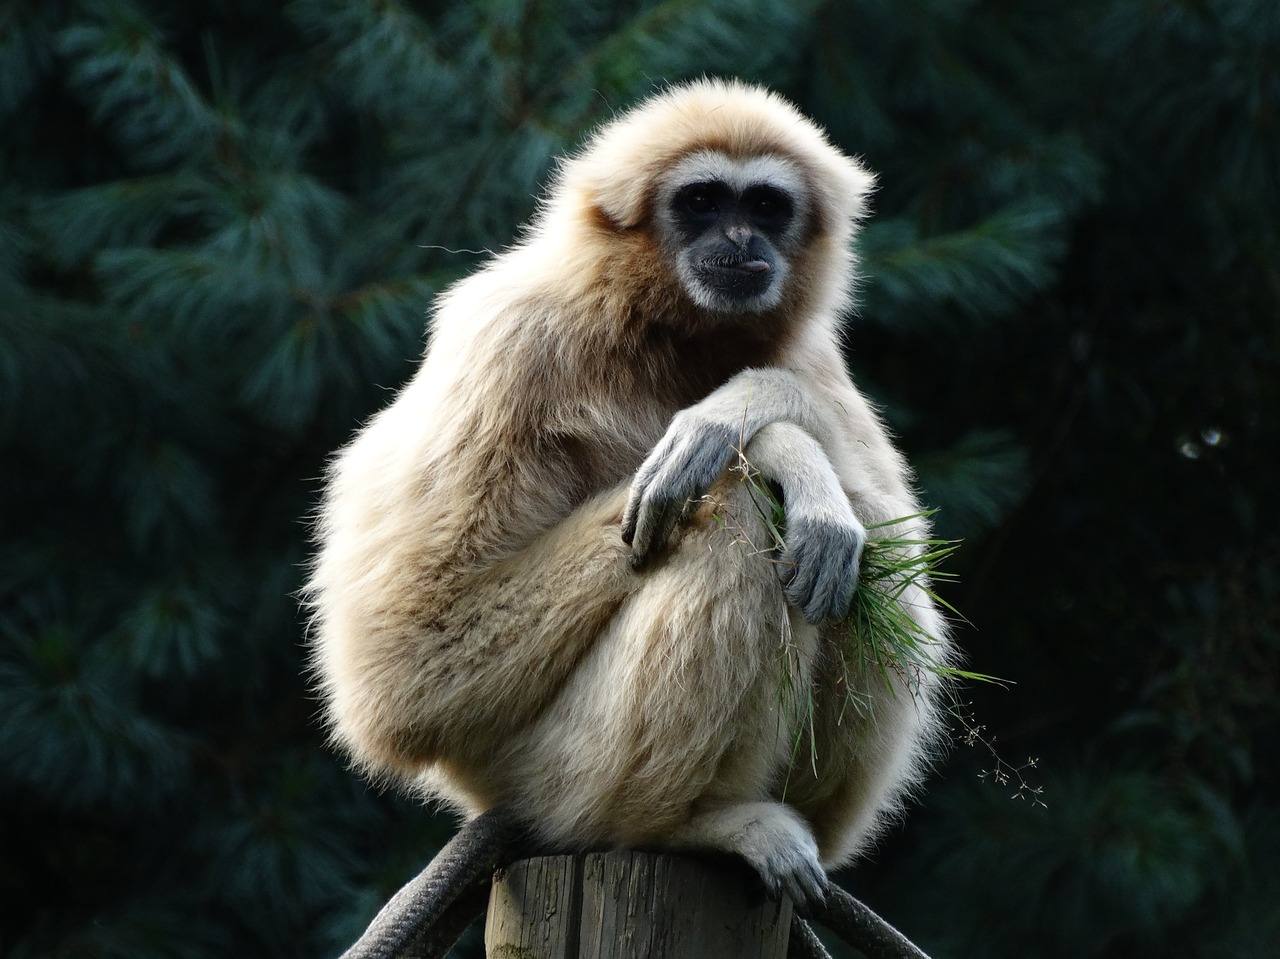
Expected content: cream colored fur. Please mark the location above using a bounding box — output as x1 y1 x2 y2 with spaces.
306 79 953 895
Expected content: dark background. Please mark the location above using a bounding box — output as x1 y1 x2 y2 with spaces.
1 1 1276 956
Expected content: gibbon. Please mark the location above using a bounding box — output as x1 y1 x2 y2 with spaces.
307 79 953 905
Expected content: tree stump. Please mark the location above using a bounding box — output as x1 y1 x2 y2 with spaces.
485 850 792 959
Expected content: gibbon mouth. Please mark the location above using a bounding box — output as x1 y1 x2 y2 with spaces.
695 257 777 304
706 256 770 274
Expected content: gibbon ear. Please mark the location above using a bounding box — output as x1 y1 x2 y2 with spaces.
560 144 677 231
585 168 652 231
592 190 644 231
811 152 877 233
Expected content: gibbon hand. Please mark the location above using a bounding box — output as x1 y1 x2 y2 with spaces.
751 422 866 624
620 408 739 566
620 368 811 564
622 400 863 623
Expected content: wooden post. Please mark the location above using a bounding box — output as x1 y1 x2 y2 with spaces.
485 851 792 959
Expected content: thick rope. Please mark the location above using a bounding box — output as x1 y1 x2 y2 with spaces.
786 916 832 959
338 807 525 959
799 885 931 959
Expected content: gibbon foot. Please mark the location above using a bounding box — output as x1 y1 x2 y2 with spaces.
673 801 829 909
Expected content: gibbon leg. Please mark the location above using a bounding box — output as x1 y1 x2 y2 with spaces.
496 476 828 900
313 485 642 778
783 618 943 866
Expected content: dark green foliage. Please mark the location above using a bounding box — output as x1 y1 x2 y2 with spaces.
1 1 1275 957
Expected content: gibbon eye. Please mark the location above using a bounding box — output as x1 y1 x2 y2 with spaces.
747 187 792 223
684 189 716 215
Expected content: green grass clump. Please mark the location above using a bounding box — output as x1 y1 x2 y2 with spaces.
731 457 998 723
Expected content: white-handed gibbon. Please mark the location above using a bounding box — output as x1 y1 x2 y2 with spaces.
307 79 953 906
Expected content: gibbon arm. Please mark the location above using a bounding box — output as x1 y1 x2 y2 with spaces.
366 420 864 763
743 422 867 623
314 469 638 774
622 361 884 602
623 366 819 562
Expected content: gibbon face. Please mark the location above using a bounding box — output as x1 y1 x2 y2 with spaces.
551 80 874 329
653 151 810 314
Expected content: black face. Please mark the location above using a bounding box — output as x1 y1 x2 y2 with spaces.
669 180 797 311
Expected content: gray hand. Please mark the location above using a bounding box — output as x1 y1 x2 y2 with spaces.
621 413 739 567
738 421 865 623
776 516 865 623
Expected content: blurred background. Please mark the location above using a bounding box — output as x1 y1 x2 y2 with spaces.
1 1 1276 956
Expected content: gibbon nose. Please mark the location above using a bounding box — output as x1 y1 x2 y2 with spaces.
724 223 754 249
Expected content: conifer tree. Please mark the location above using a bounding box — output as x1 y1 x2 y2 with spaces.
1 2 1274 957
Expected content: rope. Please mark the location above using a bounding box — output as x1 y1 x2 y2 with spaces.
338 807 525 959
